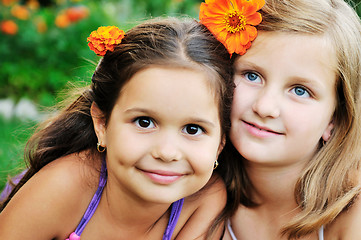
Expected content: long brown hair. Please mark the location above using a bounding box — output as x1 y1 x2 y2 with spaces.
1 17 234 236
218 0 361 238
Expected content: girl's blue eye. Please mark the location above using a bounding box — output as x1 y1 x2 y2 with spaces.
182 124 203 136
135 117 155 129
245 72 261 82
292 86 310 98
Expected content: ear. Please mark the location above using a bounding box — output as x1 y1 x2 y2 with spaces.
216 134 226 157
91 102 107 146
322 122 334 142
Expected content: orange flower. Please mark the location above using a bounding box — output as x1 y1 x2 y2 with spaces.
11 4 30 20
26 0 40 10
65 6 89 23
199 0 264 55
87 26 125 56
1 20 18 35
35 16 47 33
55 13 71 28
1 0 18 6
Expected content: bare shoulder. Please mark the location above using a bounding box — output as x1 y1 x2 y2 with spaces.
326 172 361 239
174 173 227 239
334 190 361 239
187 173 227 207
0 152 101 239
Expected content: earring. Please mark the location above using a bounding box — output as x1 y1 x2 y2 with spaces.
97 142 106 153
213 160 219 170
322 134 331 146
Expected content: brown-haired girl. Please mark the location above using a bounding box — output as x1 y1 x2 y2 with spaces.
0 17 234 239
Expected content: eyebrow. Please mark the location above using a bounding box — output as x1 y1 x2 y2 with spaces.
234 60 260 73
125 107 216 127
235 59 328 89
124 107 154 115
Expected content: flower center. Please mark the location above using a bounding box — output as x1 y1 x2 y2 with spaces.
224 11 246 33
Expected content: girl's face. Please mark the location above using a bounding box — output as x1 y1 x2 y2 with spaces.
230 32 337 167
94 66 223 204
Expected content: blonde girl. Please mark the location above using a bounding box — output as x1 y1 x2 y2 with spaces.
200 0 361 239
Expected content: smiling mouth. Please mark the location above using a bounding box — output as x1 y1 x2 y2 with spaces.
140 169 185 185
243 121 283 135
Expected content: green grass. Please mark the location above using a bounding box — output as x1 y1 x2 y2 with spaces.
0 117 36 191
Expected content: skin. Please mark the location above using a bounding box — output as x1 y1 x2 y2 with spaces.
0 66 226 239
94 67 224 205
224 31 340 240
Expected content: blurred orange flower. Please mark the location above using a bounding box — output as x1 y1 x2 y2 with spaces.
35 16 47 33
87 26 125 56
11 4 30 20
1 0 18 6
55 13 71 28
66 6 89 22
199 0 264 55
1 20 18 35
26 0 40 10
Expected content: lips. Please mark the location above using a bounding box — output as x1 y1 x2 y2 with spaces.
242 120 283 137
139 169 185 185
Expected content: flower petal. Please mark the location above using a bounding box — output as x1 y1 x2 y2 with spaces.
246 12 262 25
245 25 258 41
199 0 263 55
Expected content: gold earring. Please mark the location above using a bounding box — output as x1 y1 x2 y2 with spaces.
213 160 219 170
97 142 106 152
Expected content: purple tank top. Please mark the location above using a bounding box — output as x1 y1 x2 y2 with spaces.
66 162 184 240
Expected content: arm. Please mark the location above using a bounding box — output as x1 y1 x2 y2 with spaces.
0 155 97 239
175 173 227 240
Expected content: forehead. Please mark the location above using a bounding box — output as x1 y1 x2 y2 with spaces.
247 31 335 62
120 66 218 104
114 66 221 124
237 31 337 83
129 64 220 98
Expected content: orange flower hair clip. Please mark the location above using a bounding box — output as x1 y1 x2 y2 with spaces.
87 26 125 56
199 0 265 56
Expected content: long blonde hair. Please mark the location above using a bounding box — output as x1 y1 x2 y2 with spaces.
219 0 361 238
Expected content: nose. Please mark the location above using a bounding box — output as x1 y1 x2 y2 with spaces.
151 131 182 162
252 87 281 119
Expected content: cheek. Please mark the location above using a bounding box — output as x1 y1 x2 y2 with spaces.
231 91 243 119
284 109 329 146
231 85 252 116
105 129 144 163
188 142 219 173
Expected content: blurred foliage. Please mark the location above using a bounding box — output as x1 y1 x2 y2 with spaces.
0 116 35 189
0 0 202 107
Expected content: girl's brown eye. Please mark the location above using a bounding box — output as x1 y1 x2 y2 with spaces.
183 124 203 135
135 117 155 128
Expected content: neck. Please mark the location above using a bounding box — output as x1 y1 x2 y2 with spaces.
232 160 317 240
99 178 172 236
245 160 306 210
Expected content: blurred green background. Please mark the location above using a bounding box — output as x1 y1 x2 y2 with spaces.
0 0 361 191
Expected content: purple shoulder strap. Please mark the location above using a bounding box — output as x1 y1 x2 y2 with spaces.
162 198 184 240
74 161 107 236
71 160 184 239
